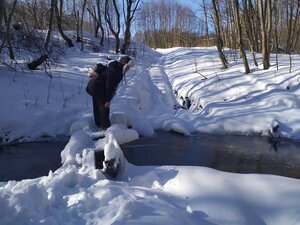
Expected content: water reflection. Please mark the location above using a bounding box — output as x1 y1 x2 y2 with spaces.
1 132 300 182
122 131 300 179
0 141 66 182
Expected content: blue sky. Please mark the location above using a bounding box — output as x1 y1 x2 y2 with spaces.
143 0 200 11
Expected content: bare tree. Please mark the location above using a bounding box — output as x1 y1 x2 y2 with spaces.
73 0 81 42
136 1 201 48
105 0 121 53
44 0 56 50
266 0 272 62
285 0 294 55
87 0 105 47
55 0 74 47
273 0 280 70
80 0 88 51
225 0 237 59
96 0 105 47
87 3 98 37
212 0 228 69
29 0 54 70
0 0 17 59
234 0 250 73
121 0 141 54
291 1 300 53
258 0 271 69
242 0 258 66
285 0 300 72
0 0 5 32
201 0 210 44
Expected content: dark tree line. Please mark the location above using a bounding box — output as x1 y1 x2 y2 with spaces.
134 0 300 73
0 0 141 70
1 0 300 73
134 0 205 48
207 0 300 73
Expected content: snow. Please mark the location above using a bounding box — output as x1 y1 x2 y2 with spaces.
1 36 300 224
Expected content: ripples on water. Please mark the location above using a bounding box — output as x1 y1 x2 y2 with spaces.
122 131 300 179
1 131 300 181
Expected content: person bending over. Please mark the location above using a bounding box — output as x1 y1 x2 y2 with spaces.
87 56 132 130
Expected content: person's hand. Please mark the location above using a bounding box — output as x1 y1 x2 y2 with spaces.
88 68 98 79
104 101 110 108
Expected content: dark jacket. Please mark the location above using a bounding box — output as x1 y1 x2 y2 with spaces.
86 68 107 99
86 61 124 102
105 61 124 102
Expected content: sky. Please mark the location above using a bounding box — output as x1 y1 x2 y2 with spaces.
142 0 201 14
0 32 300 224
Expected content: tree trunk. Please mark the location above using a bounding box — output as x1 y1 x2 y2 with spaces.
95 0 105 47
0 0 5 32
248 0 260 54
105 0 121 53
289 0 300 72
55 0 73 47
87 5 99 38
212 0 228 69
273 0 279 70
44 0 55 50
234 0 250 74
286 0 294 54
122 0 141 54
73 0 80 42
80 0 87 51
258 0 270 69
87 2 104 48
122 0 132 54
202 0 209 45
291 0 300 51
242 0 258 66
1 0 17 59
122 25 131 54
266 0 272 63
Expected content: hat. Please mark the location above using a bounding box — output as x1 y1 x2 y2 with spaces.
119 56 131 65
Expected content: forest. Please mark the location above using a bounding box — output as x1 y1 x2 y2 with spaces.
1 0 300 73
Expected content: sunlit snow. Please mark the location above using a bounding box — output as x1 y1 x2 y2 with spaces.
1 34 300 225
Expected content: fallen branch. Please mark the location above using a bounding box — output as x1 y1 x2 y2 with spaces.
27 54 48 70
193 71 208 80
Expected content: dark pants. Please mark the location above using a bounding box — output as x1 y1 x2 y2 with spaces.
92 97 111 129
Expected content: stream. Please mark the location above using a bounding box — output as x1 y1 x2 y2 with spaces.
1 131 300 182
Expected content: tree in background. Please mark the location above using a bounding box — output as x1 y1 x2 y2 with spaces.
0 0 17 59
242 0 258 66
87 0 105 47
55 0 74 47
2 0 300 74
0 0 5 32
79 0 88 51
258 0 271 69
284 0 300 73
135 0 202 48
233 0 250 73
105 0 121 53
44 0 56 50
201 0 210 45
122 0 141 54
212 0 228 69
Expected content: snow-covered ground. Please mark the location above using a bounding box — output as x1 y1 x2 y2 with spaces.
1 38 300 224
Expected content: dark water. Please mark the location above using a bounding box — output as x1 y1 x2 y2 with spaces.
0 141 66 182
121 131 300 179
1 131 300 182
